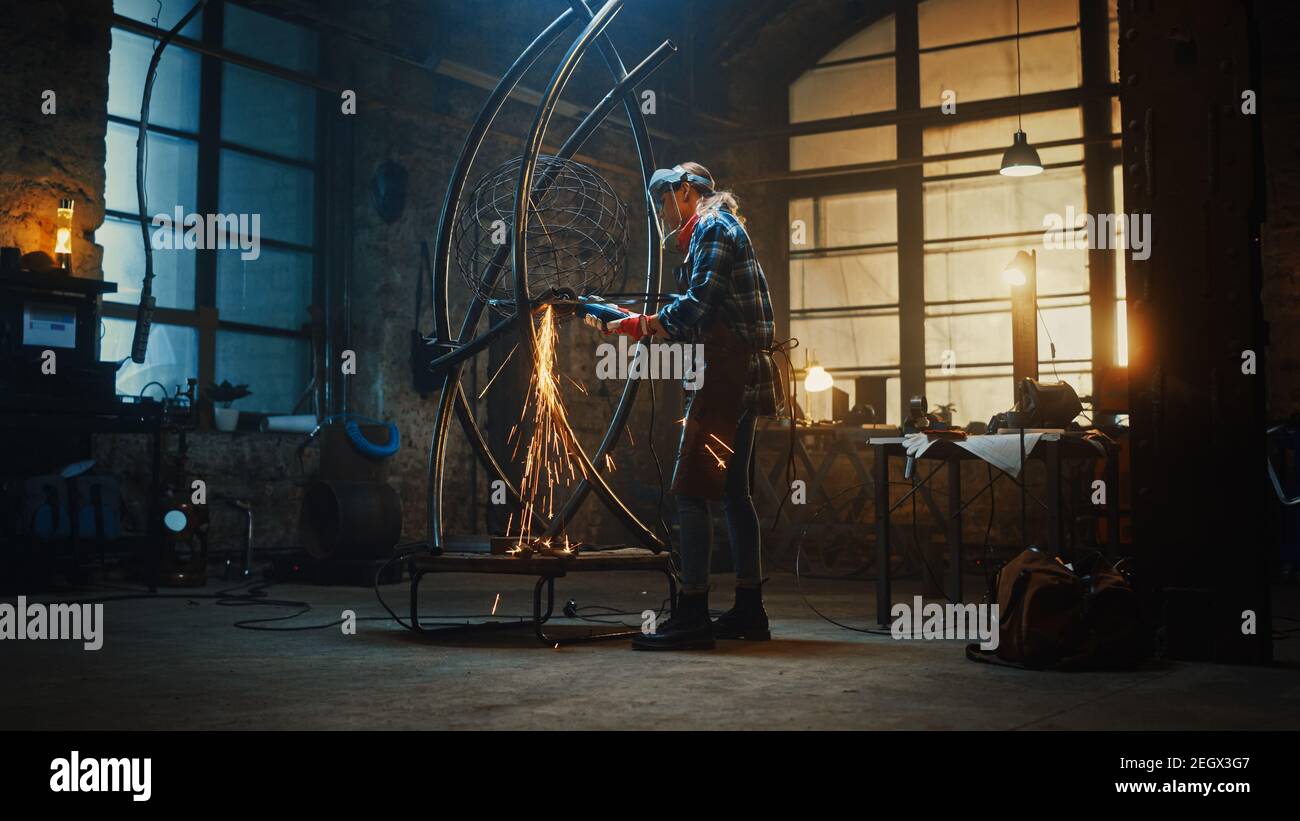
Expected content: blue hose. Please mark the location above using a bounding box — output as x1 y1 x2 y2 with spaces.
322 414 400 459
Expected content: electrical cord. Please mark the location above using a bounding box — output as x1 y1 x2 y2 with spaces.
792 482 897 635
910 472 956 604
644 359 674 553
132 0 209 364
767 338 800 533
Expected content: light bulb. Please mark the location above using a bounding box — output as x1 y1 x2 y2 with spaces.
804 365 833 393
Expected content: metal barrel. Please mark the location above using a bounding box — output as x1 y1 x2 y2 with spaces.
299 480 402 560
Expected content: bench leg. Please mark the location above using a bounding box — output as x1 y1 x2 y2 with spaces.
534 576 556 643
409 570 426 633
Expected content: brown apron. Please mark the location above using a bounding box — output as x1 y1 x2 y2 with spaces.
669 319 750 500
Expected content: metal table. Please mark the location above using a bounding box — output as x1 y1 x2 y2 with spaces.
406 547 676 645
868 432 1120 626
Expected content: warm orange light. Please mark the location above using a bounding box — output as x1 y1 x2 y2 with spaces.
507 306 587 546
55 198 74 269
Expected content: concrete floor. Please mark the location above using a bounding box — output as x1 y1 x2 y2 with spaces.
3 570 1298 730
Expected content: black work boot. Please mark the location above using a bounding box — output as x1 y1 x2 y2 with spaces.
712 585 770 640
631 591 715 650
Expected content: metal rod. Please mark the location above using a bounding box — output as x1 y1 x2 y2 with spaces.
425 5 673 553
540 0 670 543
507 0 669 552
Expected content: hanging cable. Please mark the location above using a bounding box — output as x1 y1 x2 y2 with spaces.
132 0 209 364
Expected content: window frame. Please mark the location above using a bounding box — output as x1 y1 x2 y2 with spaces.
101 0 325 422
783 0 1122 426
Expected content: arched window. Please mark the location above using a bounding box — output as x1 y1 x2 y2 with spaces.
787 0 1122 427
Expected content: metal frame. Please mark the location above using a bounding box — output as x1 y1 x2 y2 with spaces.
407 560 678 645
869 435 1121 625
781 0 1123 424
103 1 319 424
424 1 678 554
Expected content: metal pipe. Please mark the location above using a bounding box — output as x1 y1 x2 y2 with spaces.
426 11 674 551
512 0 626 360
542 0 670 541
506 0 668 552
425 9 580 552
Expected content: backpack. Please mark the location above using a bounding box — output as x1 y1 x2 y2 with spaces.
967 547 1143 670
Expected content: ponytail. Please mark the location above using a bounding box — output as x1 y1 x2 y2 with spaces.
677 161 745 225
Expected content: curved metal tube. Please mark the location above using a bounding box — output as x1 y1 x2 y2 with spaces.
511 0 625 359
426 0 674 552
427 36 673 550
426 9 579 551
543 0 668 539
507 0 669 552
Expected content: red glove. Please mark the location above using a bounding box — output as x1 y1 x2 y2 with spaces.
608 313 651 341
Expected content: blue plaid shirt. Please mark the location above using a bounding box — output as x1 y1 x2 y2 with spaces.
657 206 783 416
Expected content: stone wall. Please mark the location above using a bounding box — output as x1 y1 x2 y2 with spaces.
0 0 112 280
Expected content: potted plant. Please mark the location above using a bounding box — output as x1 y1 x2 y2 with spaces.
206 380 252 432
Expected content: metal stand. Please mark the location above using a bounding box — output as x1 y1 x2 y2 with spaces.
406 549 677 645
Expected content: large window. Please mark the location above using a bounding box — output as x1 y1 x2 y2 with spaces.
787 0 1121 427
98 0 319 415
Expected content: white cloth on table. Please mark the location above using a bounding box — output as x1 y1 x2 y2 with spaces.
900 431 1076 478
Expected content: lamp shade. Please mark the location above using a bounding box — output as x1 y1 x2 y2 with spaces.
804 365 833 393
999 130 1043 177
1002 250 1034 286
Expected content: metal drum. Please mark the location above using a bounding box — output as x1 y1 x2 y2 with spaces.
299 480 401 560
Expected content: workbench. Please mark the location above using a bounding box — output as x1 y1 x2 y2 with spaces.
866 431 1120 625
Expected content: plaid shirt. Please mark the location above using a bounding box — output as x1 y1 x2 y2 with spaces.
657 206 783 417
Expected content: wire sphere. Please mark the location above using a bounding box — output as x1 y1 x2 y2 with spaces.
454 155 629 306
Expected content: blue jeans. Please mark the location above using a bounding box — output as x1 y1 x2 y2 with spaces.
677 408 762 593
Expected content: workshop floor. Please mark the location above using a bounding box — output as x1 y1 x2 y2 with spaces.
4 570 1298 730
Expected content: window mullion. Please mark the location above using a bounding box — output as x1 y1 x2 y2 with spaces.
194 0 225 416
895 0 925 422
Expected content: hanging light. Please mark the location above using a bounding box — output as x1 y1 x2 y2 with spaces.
804 351 833 393
999 0 1043 178
1000 130 1043 177
1002 250 1034 286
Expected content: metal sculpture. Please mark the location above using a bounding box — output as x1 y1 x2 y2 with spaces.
423 0 676 554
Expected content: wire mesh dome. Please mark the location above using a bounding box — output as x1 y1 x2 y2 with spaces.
454 154 629 306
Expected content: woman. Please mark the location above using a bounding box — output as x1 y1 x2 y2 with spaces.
592 162 783 650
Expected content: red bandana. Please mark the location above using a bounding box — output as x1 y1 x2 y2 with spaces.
676 212 699 254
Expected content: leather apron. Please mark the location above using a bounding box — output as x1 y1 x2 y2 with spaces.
669 318 750 500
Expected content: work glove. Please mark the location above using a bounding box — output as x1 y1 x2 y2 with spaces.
903 432 930 458
603 313 652 341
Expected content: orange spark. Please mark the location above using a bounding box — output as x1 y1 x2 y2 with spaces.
508 306 588 545
708 433 734 454
704 444 728 469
